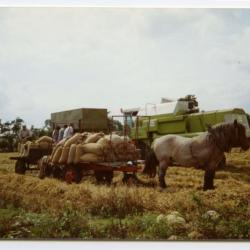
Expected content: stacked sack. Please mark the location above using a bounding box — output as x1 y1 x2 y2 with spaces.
49 132 140 165
20 136 53 157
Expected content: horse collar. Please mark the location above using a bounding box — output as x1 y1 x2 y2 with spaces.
209 132 225 153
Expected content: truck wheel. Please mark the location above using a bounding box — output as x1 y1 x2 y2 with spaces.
15 159 26 174
94 170 113 185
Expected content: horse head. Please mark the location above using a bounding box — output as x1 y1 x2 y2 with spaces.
232 119 249 151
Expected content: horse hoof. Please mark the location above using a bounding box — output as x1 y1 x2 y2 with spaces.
203 186 215 191
159 182 167 188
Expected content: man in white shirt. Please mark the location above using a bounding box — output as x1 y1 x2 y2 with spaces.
19 125 31 142
63 123 74 139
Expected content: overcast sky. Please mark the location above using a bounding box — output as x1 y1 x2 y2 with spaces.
0 7 250 127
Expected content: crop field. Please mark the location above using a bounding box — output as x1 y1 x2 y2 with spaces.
0 150 249 240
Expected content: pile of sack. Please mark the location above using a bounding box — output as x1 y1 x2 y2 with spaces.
50 132 141 165
19 136 53 157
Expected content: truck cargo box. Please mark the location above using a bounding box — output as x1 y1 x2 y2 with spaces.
51 108 108 132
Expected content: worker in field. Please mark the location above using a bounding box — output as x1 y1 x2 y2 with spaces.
18 125 32 153
52 126 60 143
58 124 67 142
19 125 32 142
63 123 74 139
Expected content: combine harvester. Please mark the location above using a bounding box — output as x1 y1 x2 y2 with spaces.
122 95 250 165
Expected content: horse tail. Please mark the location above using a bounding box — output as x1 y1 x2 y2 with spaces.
143 148 159 178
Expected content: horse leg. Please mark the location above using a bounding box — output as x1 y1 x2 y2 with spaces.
158 161 168 188
203 168 216 191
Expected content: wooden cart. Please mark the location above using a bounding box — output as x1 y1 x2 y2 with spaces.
10 147 53 174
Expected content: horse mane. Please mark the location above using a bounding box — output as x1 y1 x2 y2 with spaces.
207 122 245 152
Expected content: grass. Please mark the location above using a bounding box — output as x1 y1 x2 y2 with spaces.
0 150 249 240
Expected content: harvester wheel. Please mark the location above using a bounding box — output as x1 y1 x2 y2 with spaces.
94 170 113 185
15 159 26 174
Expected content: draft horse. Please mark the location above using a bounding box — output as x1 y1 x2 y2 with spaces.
143 120 249 190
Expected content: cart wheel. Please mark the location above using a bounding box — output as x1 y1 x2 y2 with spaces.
15 159 26 174
52 166 62 179
64 167 82 184
38 161 52 179
94 170 113 185
65 169 76 184
122 173 139 185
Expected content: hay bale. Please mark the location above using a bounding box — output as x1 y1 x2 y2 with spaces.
80 153 104 163
67 144 76 164
64 133 81 147
59 146 70 164
81 143 104 156
36 136 53 144
52 146 63 164
85 132 105 143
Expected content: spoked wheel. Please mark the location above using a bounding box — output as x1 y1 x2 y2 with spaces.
15 159 26 174
94 170 113 185
64 166 82 184
122 172 140 185
38 156 51 179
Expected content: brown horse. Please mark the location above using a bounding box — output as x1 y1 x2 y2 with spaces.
143 120 249 190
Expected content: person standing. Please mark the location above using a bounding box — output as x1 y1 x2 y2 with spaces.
19 125 31 142
52 126 60 143
58 125 67 142
63 123 74 139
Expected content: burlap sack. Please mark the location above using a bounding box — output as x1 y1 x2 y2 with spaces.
52 146 63 164
80 153 104 163
38 141 51 150
59 146 70 164
81 143 104 156
36 136 53 144
22 141 33 156
104 134 122 145
57 138 67 146
64 133 81 147
74 144 84 164
85 132 105 143
67 144 76 164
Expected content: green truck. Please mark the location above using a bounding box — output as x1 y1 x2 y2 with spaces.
122 95 250 158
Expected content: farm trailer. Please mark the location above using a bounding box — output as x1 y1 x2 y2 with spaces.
39 159 144 185
10 145 53 174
